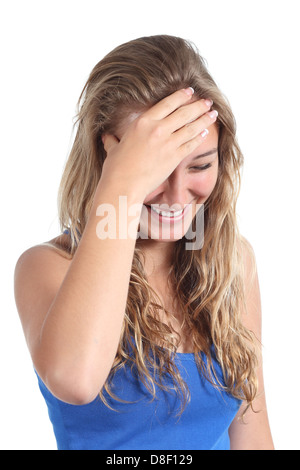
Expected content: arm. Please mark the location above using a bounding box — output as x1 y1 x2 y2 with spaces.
14 184 144 404
228 238 274 450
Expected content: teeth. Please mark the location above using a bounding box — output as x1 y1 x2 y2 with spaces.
150 206 184 217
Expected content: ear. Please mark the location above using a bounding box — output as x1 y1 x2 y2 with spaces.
101 134 119 152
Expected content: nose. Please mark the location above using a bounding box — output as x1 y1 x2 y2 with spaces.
158 170 191 210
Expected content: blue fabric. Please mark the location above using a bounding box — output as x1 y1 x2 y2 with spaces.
36 352 241 450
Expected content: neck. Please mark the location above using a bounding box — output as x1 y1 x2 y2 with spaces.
136 239 176 279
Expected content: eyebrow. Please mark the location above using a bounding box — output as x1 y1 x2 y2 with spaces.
191 148 218 161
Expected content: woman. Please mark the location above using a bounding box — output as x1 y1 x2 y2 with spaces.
14 35 274 450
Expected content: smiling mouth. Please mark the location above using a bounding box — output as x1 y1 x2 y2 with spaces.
144 204 192 221
146 205 184 217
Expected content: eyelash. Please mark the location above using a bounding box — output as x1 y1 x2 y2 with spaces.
190 163 212 171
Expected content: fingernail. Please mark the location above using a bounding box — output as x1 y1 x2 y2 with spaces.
184 87 195 96
204 99 213 107
200 129 209 138
208 110 218 119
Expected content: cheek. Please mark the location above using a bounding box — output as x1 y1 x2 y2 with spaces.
192 170 218 199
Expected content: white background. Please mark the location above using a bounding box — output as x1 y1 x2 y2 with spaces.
1 0 299 450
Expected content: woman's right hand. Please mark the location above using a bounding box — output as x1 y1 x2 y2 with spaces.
100 88 218 201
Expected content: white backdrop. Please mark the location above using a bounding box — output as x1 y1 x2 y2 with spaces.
1 0 299 450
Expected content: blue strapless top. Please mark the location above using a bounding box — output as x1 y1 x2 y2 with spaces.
36 351 241 450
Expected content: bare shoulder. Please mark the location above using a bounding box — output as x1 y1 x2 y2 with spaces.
14 234 72 288
16 231 72 263
14 234 73 348
236 234 261 335
238 234 258 287
239 234 256 265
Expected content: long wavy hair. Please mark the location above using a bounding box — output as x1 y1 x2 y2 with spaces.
57 35 259 417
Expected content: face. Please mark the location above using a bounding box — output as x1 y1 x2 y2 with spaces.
115 114 219 244
137 122 219 243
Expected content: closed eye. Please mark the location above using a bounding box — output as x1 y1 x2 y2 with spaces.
190 163 212 171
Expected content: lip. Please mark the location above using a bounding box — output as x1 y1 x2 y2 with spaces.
144 204 192 223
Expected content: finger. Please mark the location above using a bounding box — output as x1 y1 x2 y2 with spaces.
173 110 218 150
164 98 213 133
101 134 119 153
176 131 210 162
145 88 195 121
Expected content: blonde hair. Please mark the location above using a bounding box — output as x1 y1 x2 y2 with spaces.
58 35 259 416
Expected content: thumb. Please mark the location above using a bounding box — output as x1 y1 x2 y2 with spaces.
101 134 120 153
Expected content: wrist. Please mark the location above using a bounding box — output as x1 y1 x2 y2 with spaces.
87 181 145 241
94 178 146 206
